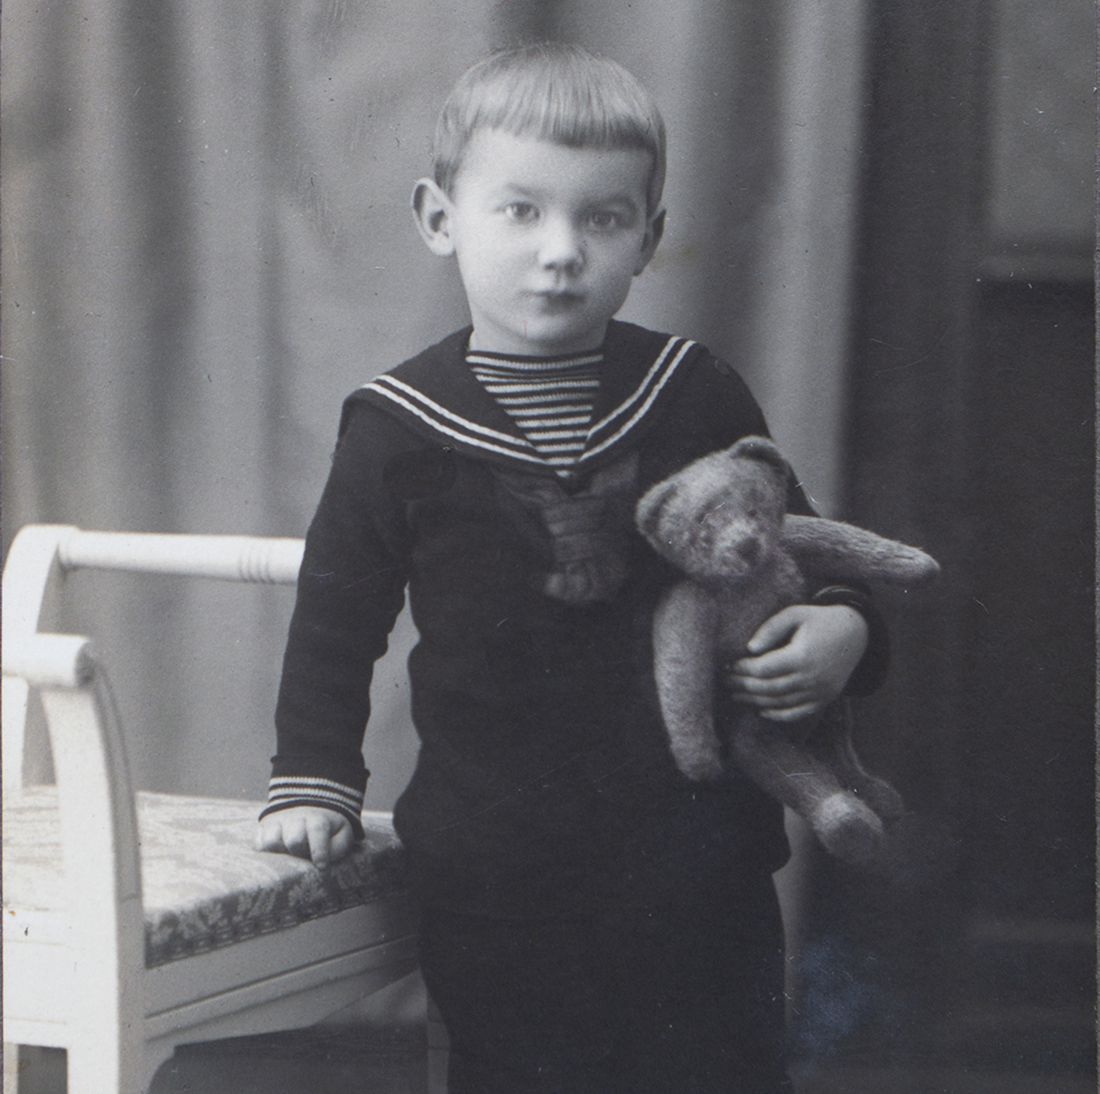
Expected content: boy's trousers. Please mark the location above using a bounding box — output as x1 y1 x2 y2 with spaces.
417 867 792 1094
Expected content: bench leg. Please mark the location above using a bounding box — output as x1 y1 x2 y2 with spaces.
3 1045 20 1094
65 1041 173 1094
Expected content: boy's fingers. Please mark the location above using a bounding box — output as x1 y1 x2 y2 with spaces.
328 820 356 864
732 643 842 683
280 816 315 861
304 814 335 868
728 648 801 681
745 606 805 655
255 817 287 853
735 682 816 708
758 700 822 723
727 671 800 696
754 692 817 711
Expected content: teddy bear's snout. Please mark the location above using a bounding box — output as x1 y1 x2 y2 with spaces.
701 523 767 577
716 533 762 571
735 538 761 566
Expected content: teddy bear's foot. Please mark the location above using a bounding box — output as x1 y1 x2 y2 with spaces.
811 792 885 868
850 775 905 822
672 748 725 781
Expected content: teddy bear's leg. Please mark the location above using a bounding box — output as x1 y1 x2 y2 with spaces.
812 793 886 868
836 734 905 821
729 710 886 868
652 583 725 781
811 704 905 821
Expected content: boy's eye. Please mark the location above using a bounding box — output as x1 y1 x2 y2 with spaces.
588 210 621 230
503 202 537 223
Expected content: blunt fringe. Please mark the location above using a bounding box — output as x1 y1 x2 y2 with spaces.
432 43 667 215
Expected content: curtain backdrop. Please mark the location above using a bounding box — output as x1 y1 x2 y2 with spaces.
3 0 865 804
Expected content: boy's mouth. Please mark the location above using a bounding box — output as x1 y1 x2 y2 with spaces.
529 289 584 311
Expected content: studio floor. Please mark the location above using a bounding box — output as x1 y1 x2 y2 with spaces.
6 1038 1095 1094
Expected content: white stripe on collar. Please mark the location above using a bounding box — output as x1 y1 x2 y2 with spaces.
584 337 695 458
364 374 545 464
361 334 695 467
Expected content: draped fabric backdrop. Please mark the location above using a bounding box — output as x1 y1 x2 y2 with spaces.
3 0 864 805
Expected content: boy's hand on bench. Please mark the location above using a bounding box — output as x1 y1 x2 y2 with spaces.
255 807 355 868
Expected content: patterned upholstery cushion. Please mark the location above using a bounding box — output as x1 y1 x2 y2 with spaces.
2 787 407 967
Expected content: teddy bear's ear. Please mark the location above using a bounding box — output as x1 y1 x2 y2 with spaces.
727 436 791 479
635 479 679 540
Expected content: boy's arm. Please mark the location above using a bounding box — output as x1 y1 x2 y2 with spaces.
807 584 889 696
258 400 411 860
776 421 890 698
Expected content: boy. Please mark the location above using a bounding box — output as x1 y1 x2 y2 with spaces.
257 43 884 1094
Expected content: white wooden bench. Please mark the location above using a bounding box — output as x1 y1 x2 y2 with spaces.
2 525 423 1094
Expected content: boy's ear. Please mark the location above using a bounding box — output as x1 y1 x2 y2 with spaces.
411 178 456 257
634 208 665 276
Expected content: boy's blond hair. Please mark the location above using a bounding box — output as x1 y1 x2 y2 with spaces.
432 43 667 216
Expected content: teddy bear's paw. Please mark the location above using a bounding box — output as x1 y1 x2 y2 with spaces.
671 747 726 782
812 792 885 868
851 776 905 822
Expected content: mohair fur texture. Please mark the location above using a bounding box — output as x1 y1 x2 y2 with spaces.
635 436 940 869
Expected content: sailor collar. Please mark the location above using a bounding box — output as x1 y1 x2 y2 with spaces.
356 320 702 482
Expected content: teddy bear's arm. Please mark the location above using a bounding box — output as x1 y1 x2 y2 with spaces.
781 514 940 587
652 581 726 781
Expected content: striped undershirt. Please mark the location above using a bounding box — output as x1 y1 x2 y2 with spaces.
466 348 603 474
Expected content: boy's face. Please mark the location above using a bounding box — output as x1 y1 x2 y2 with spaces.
414 129 663 356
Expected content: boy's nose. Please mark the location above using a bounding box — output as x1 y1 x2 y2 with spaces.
537 219 585 273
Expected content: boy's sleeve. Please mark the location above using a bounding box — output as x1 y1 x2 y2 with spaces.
710 355 891 696
260 400 411 839
786 471 891 696
809 584 890 696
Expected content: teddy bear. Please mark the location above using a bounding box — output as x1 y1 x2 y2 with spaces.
635 436 940 869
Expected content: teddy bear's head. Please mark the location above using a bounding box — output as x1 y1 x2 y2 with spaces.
636 436 791 582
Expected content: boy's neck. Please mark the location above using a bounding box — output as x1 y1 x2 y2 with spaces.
467 325 607 359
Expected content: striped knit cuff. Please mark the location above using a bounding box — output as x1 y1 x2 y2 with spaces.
259 776 366 841
810 584 874 617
